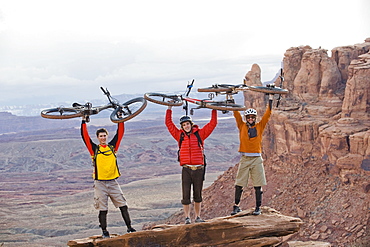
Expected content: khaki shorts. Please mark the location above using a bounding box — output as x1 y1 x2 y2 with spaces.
235 155 267 187
93 179 127 211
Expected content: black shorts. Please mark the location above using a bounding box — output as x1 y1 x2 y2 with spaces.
181 166 204 205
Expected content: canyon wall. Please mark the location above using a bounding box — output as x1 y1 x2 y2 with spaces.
164 38 370 247
245 38 370 246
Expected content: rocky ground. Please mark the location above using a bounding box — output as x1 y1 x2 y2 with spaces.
0 116 234 247
1 38 370 247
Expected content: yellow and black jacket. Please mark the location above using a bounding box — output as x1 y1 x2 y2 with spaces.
81 121 124 180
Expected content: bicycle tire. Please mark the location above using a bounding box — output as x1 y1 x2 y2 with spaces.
110 97 147 123
41 107 83 119
144 93 183 106
197 84 235 93
239 85 288 94
203 101 247 111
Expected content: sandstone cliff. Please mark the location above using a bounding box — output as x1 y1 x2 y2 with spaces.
66 39 369 247
158 38 370 247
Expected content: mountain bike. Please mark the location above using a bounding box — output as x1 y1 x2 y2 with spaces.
41 87 147 123
198 69 288 107
197 81 288 95
144 80 247 115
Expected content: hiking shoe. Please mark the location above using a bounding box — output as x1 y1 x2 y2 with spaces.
231 205 241 215
252 208 261 215
195 216 205 223
102 230 110 238
127 227 136 233
185 217 191 224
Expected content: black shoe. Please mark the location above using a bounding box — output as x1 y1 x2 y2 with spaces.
185 217 191 224
252 208 261 215
127 227 136 233
231 205 241 215
102 230 110 238
195 216 205 223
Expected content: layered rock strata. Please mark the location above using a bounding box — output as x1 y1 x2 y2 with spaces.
68 207 302 247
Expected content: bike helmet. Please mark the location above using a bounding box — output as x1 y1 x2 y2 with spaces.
180 115 193 125
244 108 257 116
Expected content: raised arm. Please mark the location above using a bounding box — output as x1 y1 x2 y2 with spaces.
109 122 125 151
199 109 217 140
233 110 244 130
81 120 96 156
165 108 181 141
259 96 273 129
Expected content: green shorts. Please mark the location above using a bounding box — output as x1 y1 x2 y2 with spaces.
235 155 267 187
93 179 127 211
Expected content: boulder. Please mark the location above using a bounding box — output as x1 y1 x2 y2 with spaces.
67 207 303 247
288 240 331 246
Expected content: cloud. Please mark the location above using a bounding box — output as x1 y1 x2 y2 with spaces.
0 0 369 108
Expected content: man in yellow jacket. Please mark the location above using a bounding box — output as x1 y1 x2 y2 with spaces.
81 119 136 238
231 94 273 216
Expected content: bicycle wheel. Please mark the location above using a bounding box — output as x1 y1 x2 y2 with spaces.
204 101 247 111
110 97 147 123
144 93 183 106
41 107 82 119
239 85 288 94
197 84 236 93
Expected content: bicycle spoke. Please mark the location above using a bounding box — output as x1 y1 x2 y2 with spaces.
110 97 147 123
144 93 183 106
236 85 288 94
205 101 246 111
197 84 233 93
41 107 82 119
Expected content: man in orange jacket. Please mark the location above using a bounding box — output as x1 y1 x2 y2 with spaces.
231 94 273 216
166 106 217 224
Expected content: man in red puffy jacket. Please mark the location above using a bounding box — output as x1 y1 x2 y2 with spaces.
166 106 217 224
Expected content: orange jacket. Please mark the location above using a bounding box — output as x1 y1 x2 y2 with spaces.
234 104 271 154
166 109 217 166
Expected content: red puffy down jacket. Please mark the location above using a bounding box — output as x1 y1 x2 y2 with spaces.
165 109 217 166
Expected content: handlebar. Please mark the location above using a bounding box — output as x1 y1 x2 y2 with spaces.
186 79 195 96
276 68 284 107
100 87 109 95
101 87 117 105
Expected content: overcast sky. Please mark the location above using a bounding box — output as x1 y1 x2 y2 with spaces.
0 0 369 107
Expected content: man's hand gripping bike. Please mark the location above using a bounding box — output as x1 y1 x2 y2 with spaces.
144 80 247 115
41 87 147 123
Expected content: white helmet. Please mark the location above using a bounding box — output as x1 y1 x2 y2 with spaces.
244 108 257 116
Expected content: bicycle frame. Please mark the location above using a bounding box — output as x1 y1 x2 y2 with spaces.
182 83 238 115
198 80 288 96
41 87 147 123
144 80 246 115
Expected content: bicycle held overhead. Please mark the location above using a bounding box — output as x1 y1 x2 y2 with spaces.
41 87 147 123
144 80 247 115
197 80 288 95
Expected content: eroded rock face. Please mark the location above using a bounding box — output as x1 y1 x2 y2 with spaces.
268 38 370 183
65 39 370 247
197 38 370 247
331 38 370 81
68 207 303 247
341 52 370 119
284 48 342 102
